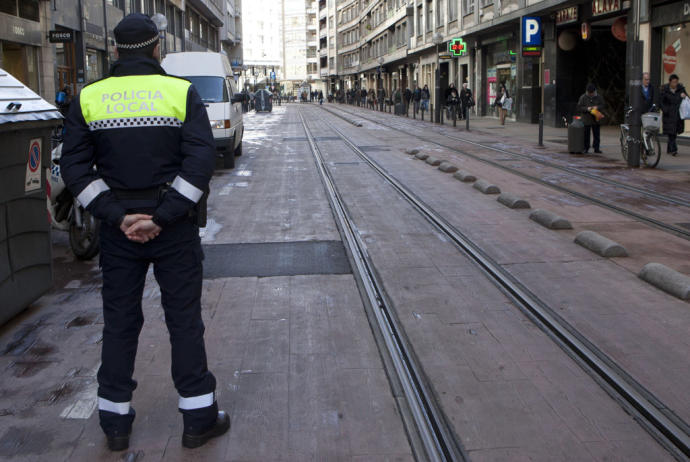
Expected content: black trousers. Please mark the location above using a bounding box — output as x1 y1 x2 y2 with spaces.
667 133 678 153
97 220 216 436
584 124 600 151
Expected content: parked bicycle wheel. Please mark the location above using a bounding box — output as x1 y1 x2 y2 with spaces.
619 129 629 162
642 134 661 168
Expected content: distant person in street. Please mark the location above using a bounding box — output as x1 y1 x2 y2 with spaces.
494 83 510 125
393 87 402 114
60 13 228 452
369 88 376 109
638 72 657 114
445 83 459 120
577 83 605 153
361 88 367 106
413 84 421 114
421 85 430 112
460 83 473 120
318 90 324 105
56 85 72 117
403 86 412 115
661 73 687 156
378 87 386 110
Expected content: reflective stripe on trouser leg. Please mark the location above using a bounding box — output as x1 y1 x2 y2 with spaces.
98 397 131 415
179 392 215 410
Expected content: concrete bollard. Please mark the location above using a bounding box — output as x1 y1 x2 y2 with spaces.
574 231 628 257
638 263 690 300
405 148 420 155
453 170 476 182
425 156 442 166
472 179 501 194
529 209 573 230
438 162 459 173
497 193 531 209
415 152 429 161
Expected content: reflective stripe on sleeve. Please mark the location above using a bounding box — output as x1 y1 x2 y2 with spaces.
171 175 204 203
178 392 215 410
98 397 130 415
77 178 110 207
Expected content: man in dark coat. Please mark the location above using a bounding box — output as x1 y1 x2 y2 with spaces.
660 73 687 156
577 83 605 153
460 83 473 120
638 72 657 114
413 85 421 114
403 87 412 115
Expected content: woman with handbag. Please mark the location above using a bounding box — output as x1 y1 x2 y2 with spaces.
661 74 687 156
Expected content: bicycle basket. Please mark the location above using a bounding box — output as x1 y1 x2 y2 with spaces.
641 112 661 131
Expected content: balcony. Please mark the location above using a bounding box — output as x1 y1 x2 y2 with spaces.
320 68 329 77
320 48 328 57
308 40 318 47
319 8 327 19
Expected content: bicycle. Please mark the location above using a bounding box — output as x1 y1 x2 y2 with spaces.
620 106 662 168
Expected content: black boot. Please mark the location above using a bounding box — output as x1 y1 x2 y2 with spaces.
182 411 230 449
106 431 130 451
100 407 135 451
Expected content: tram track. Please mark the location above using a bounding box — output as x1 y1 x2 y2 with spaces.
324 104 690 241
300 106 690 461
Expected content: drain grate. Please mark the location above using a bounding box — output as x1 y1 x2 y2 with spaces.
314 136 341 141
202 241 352 278
358 145 391 152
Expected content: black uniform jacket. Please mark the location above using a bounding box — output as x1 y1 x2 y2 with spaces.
60 55 215 228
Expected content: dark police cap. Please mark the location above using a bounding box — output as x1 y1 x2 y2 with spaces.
586 83 596 93
114 13 159 50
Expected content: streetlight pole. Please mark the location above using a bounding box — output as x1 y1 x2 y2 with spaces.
377 56 384 111
626 0 643 167
432 33 444 124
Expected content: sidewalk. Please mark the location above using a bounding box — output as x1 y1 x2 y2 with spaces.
355 102 690 172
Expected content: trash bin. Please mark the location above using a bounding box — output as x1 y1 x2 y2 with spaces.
0 69 62 326
568 116 585 154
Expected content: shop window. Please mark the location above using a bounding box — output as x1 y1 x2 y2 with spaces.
86 49 104 83
0 0 17 16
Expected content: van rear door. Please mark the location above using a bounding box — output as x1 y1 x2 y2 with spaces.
186 76 230 140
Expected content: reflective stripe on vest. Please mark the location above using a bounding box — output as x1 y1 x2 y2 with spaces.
80 75 190 129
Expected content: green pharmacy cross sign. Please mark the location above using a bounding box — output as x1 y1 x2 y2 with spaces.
449 38 467 57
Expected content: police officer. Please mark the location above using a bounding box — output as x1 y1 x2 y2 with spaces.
60 14 229 451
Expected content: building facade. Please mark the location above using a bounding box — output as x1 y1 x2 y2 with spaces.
240 0 283 90
0 0 227 102
318 0 665 127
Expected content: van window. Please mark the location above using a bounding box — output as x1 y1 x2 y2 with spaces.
186 76 229 103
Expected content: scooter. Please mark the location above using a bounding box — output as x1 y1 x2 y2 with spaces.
46 138 101 260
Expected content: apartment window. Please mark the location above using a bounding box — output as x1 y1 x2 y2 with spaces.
436 0 444 26
0 0 40 21
464 0 475 14
426 0 433 32
416 5 422 36
449 0 457 20
106 0 125 9
155 0 164 14
480 0 492 6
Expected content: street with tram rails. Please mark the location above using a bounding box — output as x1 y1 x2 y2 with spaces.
0 102 689 461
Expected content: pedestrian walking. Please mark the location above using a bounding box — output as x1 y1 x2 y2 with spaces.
361 88 367 106
460 83 473 120
413 85 421 114
378 87 386 110
403 86 412 115
318 90 324 105
60 14 228 452
393 87 402 115
421 85 430 112
494 83 511 125
577 83 605 153
445 83 460 120
369 88 377 109
661 73 687 156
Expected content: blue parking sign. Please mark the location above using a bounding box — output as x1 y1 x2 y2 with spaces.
522 17 542 46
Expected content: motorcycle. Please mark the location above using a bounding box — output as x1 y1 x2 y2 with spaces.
46 136 101 260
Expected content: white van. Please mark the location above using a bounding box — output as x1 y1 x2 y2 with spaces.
161 52 243 169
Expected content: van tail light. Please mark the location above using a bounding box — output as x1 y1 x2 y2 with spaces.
224 119 231 129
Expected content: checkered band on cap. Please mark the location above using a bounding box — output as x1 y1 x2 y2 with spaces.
88 116 183 131
116 34 159 49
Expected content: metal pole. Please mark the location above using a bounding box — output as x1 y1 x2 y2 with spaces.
466 105 470 131
538 113 544 146
627 0 643 167
435 43 441 124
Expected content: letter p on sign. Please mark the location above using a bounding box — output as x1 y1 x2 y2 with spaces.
522 17 542 46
